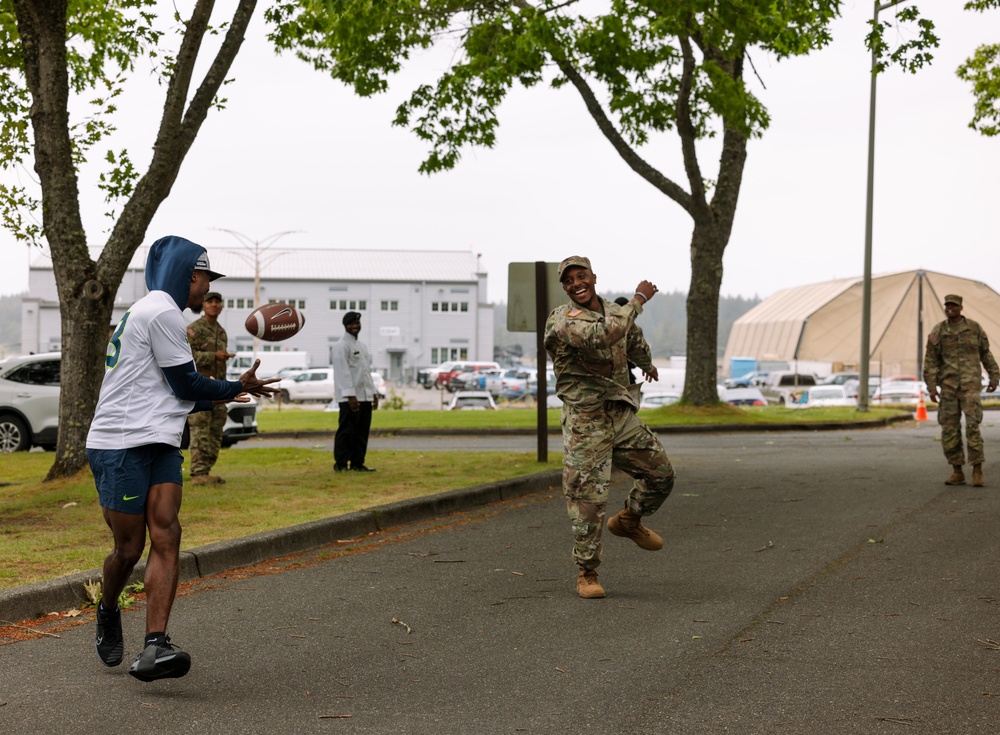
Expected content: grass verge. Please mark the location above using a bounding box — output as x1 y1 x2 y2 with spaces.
258 403 912 432
0 448 562 591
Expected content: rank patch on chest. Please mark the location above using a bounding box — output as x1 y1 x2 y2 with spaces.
567 309 583 317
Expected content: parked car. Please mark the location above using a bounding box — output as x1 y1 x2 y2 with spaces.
725 370 769 389
719 386 767 406
435 361 502 392
843 376 881 400
640 392 681 409
276 367 335 403
760 372 820 406
498 369 534 401
370 371 388 399
418 361 455 390
0 351 257 453
183 395 259 449
820 372 860 386
452 368 502 393
0 351 60 452
872 379 928 405
447 391 498 410
789 385 857 408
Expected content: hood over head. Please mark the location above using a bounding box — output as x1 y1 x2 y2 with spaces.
144 235 218 310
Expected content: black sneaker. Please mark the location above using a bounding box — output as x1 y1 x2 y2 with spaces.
128 636 191 682
95 602 124 667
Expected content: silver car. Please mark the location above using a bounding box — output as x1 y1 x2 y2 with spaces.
0 351 61 452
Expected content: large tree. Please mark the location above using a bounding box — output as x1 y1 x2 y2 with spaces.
267 0 844 405
1 0 257 479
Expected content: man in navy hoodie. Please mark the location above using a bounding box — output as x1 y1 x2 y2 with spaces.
87 235 278 682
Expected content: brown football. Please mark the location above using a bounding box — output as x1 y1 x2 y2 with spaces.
244 302 305 342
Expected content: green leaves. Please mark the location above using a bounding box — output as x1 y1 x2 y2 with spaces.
957 43 1000 136
866 4 939 76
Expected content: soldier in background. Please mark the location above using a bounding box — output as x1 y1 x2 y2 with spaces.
186 291 234 485
923 293 999 487
544 256 675 599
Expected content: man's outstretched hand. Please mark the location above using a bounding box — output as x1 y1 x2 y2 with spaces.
239 358 281 398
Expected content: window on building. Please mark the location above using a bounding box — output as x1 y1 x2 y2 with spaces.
431 302 439 312
460 302 468 312
359 300 366 310
381 300 398 311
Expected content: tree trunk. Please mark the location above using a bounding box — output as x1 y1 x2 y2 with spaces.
683 224 726 405
681 122 747 406
12 0 257 479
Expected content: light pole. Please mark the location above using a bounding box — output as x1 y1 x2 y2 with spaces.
859 0 907 412
215 229 301 354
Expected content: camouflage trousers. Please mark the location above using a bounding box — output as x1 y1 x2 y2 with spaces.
188 403 227 476
561 401 675 570
938 388 985 465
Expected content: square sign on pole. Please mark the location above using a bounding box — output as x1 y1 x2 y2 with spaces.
507 262 563 332
507 262 563 464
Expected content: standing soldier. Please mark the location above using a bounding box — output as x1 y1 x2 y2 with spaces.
923 294 999 487
187 291 235 484
544 256 675 599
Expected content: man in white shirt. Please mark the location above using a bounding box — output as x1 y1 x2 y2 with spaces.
331 311 379 472
87 235 277 682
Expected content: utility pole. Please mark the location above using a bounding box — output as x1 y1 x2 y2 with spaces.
859 0 907 412
215 229 301 355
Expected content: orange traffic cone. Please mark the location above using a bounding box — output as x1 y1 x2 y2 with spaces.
915 389 928 421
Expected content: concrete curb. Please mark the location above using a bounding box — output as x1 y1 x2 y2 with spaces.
0 470 562 625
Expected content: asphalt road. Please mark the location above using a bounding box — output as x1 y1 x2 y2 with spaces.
3 419 1000 734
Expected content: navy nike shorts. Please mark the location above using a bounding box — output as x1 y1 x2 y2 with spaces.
88 444 184 515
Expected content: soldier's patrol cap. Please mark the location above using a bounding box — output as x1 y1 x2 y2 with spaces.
943 294 963 306
194 250 225 281
557 255 592 280
204 291 222 302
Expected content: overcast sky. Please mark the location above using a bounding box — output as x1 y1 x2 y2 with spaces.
1 2 997 305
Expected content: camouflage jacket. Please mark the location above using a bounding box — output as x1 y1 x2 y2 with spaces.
923 316 999 392
544 295 653 411
187 316 229 380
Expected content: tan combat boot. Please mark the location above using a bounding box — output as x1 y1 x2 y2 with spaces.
944 465 966 486
576 569 605 599
607 507 664 550
972 464 985 487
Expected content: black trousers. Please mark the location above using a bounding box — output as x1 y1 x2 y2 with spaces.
334 401 373 468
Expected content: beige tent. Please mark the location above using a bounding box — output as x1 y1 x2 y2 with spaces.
724 270 1000 377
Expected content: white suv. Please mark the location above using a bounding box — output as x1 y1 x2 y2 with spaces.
0 352 258 453
0 352 61 452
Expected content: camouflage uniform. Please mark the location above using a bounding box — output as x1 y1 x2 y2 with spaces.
544 295 675 571
923 316 999 466
187 315 230 477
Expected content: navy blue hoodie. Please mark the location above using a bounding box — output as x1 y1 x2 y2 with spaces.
145 235 243 405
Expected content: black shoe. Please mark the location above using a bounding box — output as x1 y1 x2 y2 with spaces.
351 465 376 472
128 636 191 682
95 602 124 667
334 464 349 472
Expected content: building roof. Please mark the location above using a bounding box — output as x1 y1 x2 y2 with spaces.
31 246 485 284
724 270 1000 375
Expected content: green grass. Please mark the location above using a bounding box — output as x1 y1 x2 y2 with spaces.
257 402 911 432
0 448 562 591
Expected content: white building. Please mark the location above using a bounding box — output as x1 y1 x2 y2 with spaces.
22 246 494 382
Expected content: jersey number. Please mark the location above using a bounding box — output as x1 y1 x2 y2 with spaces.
107 312 130 368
